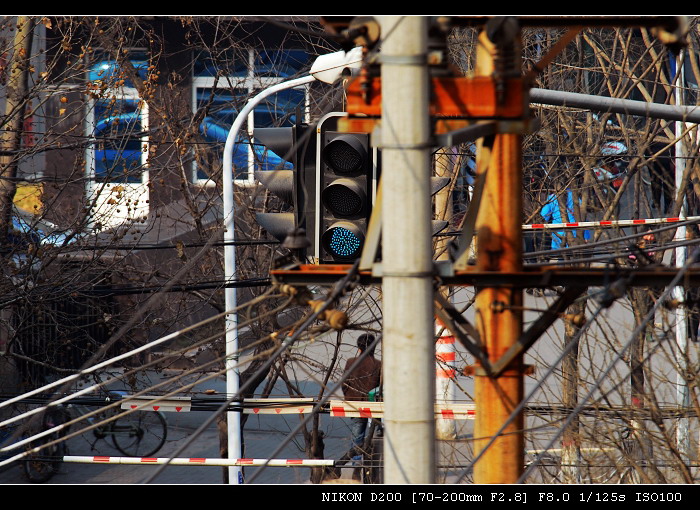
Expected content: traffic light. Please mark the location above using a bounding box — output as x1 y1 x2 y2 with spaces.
254 120 316 259
319 131 374 263
317 129 450 264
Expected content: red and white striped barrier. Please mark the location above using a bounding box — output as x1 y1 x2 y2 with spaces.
243 398 314 415
119 396 314 414
121 396 191 413
328 400 475 420
523 216 700 230
436 320 456 380
62 455 334 467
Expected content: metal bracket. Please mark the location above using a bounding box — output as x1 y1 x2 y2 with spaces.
435 286 587 379
433 119 538 148
434 121 497 148
359 175 383 272
489 286 588 377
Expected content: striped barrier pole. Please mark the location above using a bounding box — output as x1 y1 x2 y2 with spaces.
328 400 475 420
523 216 700 230
435 318 457 439
62 456 335 467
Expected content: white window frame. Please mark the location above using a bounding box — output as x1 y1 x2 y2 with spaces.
84 85 150 231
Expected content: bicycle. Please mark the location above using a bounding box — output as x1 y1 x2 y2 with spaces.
76 394 168 458
21 392 168 483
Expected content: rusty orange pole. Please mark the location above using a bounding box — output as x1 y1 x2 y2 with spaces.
472 22 526 484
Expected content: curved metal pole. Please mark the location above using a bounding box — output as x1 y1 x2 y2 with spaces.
222 74 314 484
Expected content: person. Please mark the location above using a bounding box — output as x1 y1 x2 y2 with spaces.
627 230 656 265
341 333 381 453
540 189 590 250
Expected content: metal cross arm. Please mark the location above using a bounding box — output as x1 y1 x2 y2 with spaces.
488 286 587 377
345 75 527 119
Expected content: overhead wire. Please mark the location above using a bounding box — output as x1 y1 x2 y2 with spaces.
522 217 700 261
2 34 379 479
20 18 700 482
527 235 700 268
517 247 700 483
139 259 361 483
0 289 299 463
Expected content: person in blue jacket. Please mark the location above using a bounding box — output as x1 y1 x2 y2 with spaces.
540 189 590 250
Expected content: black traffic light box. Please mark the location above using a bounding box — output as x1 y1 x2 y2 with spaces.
256 116 449 266
317 128 449 265
319 131 374 263
254 120 317 260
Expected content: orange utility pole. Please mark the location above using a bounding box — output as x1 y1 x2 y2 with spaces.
471 19 527 484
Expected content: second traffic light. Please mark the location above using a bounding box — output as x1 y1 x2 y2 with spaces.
319 131 374 264
254 121 317 260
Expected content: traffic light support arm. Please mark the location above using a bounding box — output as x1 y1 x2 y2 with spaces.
221 74 315 485
221 47 366 480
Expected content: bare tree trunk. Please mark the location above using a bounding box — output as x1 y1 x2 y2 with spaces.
0 16 34 245
560 299 583 483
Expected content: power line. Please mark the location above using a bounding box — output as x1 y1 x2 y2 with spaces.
140 259 361 484
518 247 700 483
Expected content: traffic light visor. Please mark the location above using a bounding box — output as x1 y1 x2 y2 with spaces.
321 178 366 217
321 135 367 175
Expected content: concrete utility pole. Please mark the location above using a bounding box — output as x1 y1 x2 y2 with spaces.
379 16 436 484
472 21 526 484
221 48 361 485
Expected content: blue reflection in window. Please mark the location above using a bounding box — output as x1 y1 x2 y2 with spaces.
93 98 144 183
195 87 304 180
193 49 310 79
254 50 311 77
193 51 249 78
89 59 149 87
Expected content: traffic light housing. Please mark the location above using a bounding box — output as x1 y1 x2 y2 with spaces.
254 121 316 260
317 128 450 264
319 131 374 263
256 116 450 266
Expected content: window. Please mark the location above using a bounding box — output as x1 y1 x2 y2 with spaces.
85 54 150 184
84 53 150 230
91 96 148 183
192 48 311 184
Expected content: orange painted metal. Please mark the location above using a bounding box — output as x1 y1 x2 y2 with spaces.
337 117 379 134
472 132 525 484
345 75 525 118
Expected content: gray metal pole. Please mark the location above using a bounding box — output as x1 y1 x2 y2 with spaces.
223 74 315 484
531 87 700 123
379 15 436 484
672 51 691 461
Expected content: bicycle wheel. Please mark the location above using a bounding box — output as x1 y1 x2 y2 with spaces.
111 411 167 457
23 439 65 483
22 408 70 483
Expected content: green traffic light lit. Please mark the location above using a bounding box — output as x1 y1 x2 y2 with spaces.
325 225 362 259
